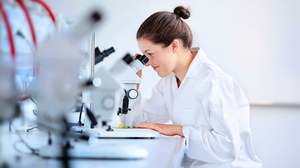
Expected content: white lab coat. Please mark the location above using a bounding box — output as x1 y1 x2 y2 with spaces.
122 49 262 168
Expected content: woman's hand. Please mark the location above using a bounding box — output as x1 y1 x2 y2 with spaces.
135 122 184 137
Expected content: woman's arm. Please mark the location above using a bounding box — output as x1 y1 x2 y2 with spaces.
182 78 243 163
135 122 184 136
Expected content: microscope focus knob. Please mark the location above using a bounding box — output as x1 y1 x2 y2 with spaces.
127 89 138 99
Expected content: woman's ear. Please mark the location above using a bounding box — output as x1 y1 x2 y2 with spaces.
170 39 180 53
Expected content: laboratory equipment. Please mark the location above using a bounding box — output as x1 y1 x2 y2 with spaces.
30 9 102 168
82 53 137 127
32 10 102 132
0 1 55 166
0 62 18 124
37 52 150 160
81 127 160 139
1 0 57 133
94 46 115 65
0 62 19 168
74 53 160 139
116 54 149 116
89 64 122 126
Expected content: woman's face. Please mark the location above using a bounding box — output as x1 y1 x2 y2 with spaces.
138 38 177 77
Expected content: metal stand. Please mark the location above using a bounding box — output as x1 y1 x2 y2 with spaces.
82 32 96 128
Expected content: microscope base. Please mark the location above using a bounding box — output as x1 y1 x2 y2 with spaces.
72 127 161 139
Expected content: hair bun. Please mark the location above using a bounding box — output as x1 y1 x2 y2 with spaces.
174 6 190 19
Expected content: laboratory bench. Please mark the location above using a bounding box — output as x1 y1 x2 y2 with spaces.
0 129 185 168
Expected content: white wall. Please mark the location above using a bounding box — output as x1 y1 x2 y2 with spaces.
250 106 300 168
44 1 300 167
45 0 300 103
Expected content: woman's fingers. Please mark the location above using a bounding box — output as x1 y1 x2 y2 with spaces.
132 53 140 59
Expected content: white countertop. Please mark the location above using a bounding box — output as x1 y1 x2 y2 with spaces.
0 129 185 168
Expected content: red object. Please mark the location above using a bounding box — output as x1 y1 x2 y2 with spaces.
16 0 37 47
0 1 16 59
32 0 56 24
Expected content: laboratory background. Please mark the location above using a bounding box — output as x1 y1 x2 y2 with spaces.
0 0 300 168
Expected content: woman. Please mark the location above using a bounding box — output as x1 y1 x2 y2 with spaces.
122 6 262 168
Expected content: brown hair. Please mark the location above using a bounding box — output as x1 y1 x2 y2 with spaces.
136 6 193 48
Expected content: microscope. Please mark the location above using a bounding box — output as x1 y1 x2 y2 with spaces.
33 9 149 160
37 53 150 160
92 53 149 125
116 54 149 116
74 51 160 139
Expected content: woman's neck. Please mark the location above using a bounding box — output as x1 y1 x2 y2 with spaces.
174 47 199 83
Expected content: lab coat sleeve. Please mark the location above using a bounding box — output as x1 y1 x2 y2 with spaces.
121 79 170 126
182 77 241 163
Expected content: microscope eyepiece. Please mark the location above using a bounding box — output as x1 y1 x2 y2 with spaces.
127 54 149 73
95 46 115 65
136 55 149 65
122 53 134 65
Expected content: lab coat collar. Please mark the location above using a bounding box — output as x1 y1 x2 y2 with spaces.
184 47 207 79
